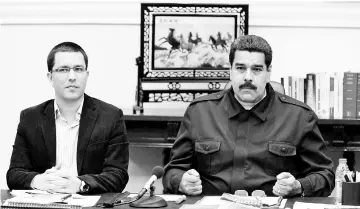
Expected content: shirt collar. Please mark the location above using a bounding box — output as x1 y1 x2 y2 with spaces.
54 98 84 121
227 83 274 121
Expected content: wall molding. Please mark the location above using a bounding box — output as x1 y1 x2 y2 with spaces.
1 1 360 28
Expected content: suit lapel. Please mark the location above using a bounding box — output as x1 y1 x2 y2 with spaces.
42 100 57 166
77 94 98 173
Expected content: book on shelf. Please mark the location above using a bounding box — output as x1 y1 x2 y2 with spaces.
299 77 305 103
305 73 316 112
330 76 334 119
304 77 308 105
282 71 360 120
291 76 304 102
357 73 360 119
343 72 357 119
293 76 297 101
282 76 305 102
288 76 292 98
315 72 331 119
333 72 344 119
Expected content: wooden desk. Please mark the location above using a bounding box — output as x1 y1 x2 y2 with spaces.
0 190 199 209
0 190 336 209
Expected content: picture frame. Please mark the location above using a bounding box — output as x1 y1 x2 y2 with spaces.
140 3 248 80
136 3 248 106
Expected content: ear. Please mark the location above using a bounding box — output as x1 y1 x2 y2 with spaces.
266 65 272 83
229 66 234 82
47 72 53 86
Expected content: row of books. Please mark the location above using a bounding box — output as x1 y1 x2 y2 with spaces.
281 72 360 119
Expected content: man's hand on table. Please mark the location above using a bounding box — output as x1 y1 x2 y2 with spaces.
273 172 302 197
31 164 82 194
179 169 202 196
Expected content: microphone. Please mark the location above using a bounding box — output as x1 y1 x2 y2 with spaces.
137 166 164 198
130 166 167 208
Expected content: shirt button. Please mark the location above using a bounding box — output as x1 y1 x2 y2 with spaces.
282 96 286 100
281 147 286 152
216 94 221 98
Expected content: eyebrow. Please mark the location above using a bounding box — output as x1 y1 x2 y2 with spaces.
234 63 245 66
58 64 85 68
234 63 264 68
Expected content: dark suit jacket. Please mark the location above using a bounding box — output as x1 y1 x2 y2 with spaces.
7 94 129 194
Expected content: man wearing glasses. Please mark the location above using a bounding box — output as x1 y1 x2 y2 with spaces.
7 42 129 194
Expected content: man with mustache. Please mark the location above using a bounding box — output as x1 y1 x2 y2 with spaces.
7 42 129 194
163 35 334 197
225 81 285 94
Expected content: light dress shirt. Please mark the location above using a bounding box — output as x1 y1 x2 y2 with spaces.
54 99 84 177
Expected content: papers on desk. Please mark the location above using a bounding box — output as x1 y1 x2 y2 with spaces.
7 190 101 207
195 196 250 209
69 195 101 207
293 202 360 209
220 193 284 208
180 205 219 209
10 189 51 196
195 195 287 209
158 194 186 202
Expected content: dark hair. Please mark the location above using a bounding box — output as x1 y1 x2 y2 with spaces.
47 42 88 72
229 35 272 70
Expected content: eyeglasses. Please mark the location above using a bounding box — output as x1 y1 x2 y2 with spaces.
52 67 87 74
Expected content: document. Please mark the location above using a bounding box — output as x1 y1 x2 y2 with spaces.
293 202 360 209
197 196 250 209
8 190 101 207
66 194 101 207
198 194 286 209
157 194 186 202
180 205 219 209
10 190 51 196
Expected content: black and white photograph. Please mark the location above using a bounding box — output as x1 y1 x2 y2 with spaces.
140 3 248 79
1 1 360 206
153 15 235 69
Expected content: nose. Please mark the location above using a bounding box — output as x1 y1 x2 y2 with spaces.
68 69 76 80
244 68 253 82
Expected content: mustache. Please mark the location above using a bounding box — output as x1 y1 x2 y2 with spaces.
239 82 257 90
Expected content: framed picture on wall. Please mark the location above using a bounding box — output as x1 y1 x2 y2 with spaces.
137 3 248 104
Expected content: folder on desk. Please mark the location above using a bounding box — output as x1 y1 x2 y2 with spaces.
196 194 282 209
179 204 219 209
5 190 100 208
2 195 82 209
220 193 282 208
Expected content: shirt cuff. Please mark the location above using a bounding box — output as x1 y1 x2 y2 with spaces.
30 175 39 189
298 177 312 197
170 170 186 194
77 176 92 193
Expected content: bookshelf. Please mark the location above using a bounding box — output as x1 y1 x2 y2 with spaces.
124 114 360 151
124 114 181 148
